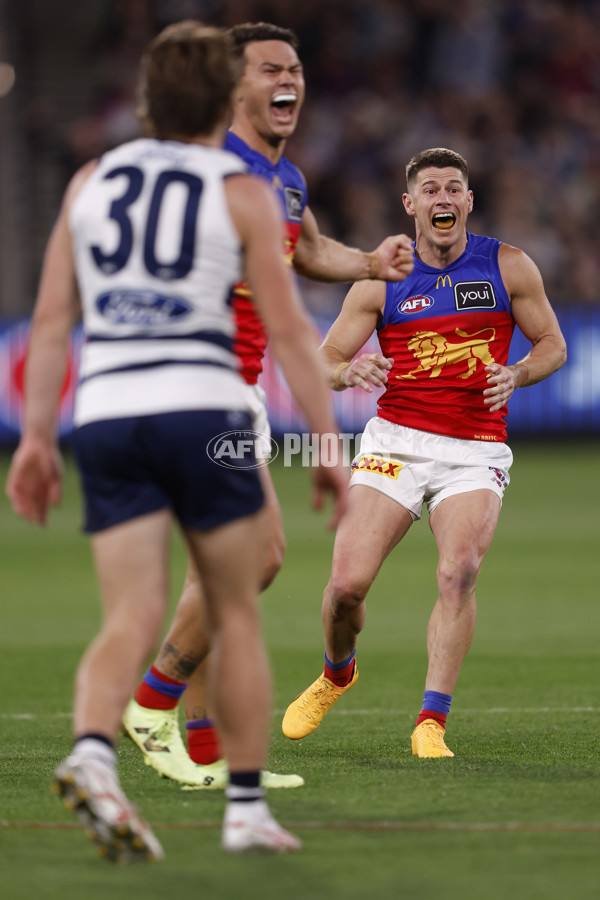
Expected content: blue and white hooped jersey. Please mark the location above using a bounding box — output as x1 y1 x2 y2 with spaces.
69 138 248 426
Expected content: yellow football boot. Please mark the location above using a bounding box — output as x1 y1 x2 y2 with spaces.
124 699 304 788
282 665 359 739
411 718 455 758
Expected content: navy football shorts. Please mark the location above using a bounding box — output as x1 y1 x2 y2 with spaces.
70 409 265 534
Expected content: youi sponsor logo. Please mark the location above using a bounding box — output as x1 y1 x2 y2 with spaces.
454 281 496 310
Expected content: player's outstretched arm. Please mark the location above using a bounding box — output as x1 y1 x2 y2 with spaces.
6 168 87 524
226 174 348 528
292 204 414 283
483 244 567 412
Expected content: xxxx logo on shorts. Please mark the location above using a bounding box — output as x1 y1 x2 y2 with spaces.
352 456 403 479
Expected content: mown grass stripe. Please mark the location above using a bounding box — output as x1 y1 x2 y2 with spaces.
2 707 600 719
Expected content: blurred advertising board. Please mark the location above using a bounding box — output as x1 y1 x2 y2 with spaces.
0 308 597 444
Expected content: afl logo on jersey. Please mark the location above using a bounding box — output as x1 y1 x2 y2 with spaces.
96 290 192 325
398 295 435 315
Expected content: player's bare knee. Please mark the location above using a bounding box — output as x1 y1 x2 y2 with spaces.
325 573 368 616
436 552 481 607
102 610 162 663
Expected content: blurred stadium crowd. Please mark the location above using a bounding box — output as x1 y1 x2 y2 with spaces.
2 0 600 313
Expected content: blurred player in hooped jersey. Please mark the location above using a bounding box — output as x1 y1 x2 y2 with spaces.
6 21 353 859
123 21 414 788
282 147 567 758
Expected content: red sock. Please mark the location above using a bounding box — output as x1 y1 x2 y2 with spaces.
416 709 447 729
324 657 356 687
134 665 186 710
186 719 222 765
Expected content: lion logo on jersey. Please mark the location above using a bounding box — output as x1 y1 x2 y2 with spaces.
398 327 496 380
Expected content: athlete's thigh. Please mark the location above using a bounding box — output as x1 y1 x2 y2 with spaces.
429 489 501 562
180 449 277 594
184 509 266 617
91 508 172 623
330 484 414 586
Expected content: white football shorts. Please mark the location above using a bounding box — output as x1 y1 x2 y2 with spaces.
243 383 272 461
350 417 513 520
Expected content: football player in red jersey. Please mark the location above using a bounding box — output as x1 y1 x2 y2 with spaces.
123 22 414 788
282 147 567 758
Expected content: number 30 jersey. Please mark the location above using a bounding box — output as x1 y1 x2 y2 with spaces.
378 233 515 443
69 138 248 427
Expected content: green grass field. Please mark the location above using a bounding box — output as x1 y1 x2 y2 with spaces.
1 441 599 900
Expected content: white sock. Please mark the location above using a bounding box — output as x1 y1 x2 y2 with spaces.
72 738 116 769
225 798 269 821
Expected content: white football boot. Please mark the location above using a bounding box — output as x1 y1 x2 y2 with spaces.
222 799 301 854
52 755 164 863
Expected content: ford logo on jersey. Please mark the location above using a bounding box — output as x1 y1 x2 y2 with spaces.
398 295 434 315
96 290 192 325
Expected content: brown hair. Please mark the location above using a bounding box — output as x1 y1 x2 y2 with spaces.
137 21 238 138
228 22 300 59
406 148 469 189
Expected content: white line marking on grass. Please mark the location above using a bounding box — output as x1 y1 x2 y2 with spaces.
1 713 73 719
2 820 600 833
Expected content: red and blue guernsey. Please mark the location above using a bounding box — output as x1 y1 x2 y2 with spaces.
224 131 307 385
378 233 515 442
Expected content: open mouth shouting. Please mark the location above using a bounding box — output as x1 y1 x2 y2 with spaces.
270 91 298 125
432 213 456 230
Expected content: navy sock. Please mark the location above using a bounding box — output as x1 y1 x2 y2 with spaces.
416 690 452 729
226 770 264 802
74 732 114 750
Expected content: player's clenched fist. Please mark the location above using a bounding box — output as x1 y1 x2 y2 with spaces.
368 234 414 281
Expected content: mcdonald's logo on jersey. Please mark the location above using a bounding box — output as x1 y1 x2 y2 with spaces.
436 275 452 289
